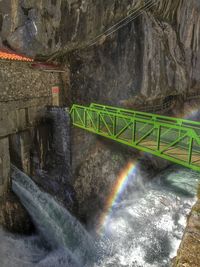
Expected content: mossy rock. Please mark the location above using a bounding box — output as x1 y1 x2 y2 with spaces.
0 192 34 234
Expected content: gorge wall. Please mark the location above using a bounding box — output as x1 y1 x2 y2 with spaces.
0 0 199 259
172 185 200 267
1 0 199 101
68 0 200 222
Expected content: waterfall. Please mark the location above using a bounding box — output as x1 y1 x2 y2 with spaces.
11 165 96 267
32 107 76 212
45 107 72 181
1 164 198 267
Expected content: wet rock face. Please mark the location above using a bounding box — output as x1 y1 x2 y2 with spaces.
172 185 200 267
71 129 170 224
0 0 140 56
30 108 78 214
0 0 62 56
72 137 138 224
70 0 200 103
0 192 34 234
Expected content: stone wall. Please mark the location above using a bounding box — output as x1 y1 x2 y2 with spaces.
0 62 56 101
0 59 73 232
0 138 10 197
0 61 62 138
0 60 62 196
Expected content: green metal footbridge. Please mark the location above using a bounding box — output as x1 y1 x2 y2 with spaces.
69 103 200 172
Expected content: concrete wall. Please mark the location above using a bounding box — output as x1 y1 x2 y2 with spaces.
0 60 64 197
0 138 10 196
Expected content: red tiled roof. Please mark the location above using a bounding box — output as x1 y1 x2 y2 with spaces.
0 48 65 72
0 49 33 62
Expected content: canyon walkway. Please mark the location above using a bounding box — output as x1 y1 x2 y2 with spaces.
70 103 200 172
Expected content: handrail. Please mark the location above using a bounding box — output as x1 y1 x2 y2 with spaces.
70 103 200 172
89 103 200 128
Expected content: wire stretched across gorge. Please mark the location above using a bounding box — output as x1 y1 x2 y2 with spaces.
88 0 153 44
46 1 158 61
87 0 158 47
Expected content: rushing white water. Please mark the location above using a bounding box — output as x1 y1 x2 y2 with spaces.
95 166 200 267
0 165 199 267
11 165 97 267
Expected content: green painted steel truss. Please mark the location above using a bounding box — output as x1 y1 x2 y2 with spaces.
69 103 200 172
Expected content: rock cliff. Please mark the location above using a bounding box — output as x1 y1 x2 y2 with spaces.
172 184 200 267
0 1 200 263
0 192 33 234
1 1 199 100
68 0 200 224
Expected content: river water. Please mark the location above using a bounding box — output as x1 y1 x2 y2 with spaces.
0 164 199 267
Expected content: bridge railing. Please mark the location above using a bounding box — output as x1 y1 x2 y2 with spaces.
70 104 200 172
90 103 200 133
125 92 200 114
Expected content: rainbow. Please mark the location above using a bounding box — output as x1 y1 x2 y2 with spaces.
96 161 137 234
183 107 199 119
174 102 199 120
95 104 200 234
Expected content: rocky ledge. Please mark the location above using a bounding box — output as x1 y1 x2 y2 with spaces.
0 191 34 234
172 185 200 267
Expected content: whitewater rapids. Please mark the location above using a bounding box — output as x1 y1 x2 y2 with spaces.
0 165 199 267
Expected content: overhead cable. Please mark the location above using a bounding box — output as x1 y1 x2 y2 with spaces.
87 0 157 47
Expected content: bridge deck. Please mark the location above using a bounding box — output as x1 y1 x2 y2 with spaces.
140 140 200 167
70 103 200 172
